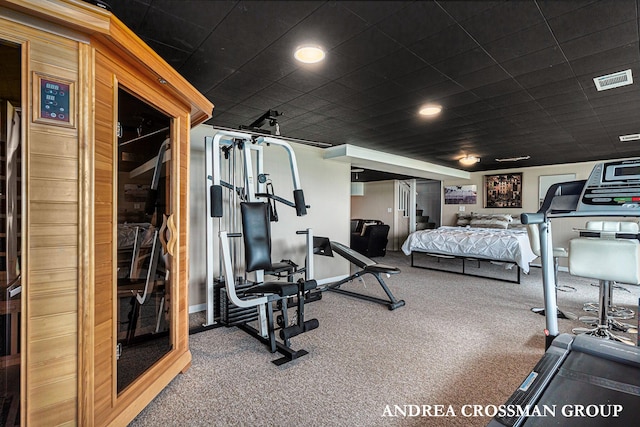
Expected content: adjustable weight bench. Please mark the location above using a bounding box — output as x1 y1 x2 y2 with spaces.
323 240 405 310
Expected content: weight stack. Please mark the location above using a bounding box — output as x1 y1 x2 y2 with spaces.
215 278 259 326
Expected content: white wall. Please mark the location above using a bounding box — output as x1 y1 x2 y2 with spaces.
351 181 394 223
188 125 351 310
351 181 399 249
442 159 637 267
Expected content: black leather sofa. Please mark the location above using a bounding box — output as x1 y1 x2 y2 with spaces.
350 219 390 258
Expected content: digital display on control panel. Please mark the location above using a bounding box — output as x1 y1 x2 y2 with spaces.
614 165 640 177
40 78 70 123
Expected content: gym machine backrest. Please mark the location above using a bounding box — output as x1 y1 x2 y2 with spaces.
521 157 640 348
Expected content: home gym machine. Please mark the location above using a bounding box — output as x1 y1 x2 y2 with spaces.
204 129 318 364
489 159 640 426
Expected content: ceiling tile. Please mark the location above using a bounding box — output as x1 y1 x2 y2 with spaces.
458 1 543 45
548 0 636 43
374 1 455 45
394 66 448 92
454 65 511 91
108 0 151 32
559 20 639 61
483 23 557 63
147 0 234 30
515 62 575 89
485 90 535 109
335 68 389 91
570 46 639 77
254 82 305 105
500 46 567 77
433 47 497 80
284 2 370 50
438 1 504 22
409 24 480 64
339 1 412 25
368 48 428 80
309 81 360 102
472 78 524 100
526 77 584 100
332 27 402 67
536 0 600 19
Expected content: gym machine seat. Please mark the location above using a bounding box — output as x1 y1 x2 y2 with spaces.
568 221 640 345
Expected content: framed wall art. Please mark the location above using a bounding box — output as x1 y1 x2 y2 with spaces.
444 185 477 204
484 173 522 208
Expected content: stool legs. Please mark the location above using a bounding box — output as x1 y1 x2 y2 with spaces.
531 256 576 320
572 280 636 346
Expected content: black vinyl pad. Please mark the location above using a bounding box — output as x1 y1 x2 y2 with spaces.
331 240 400 274
241 202 272 272
364 264 400 274
245 281 298 297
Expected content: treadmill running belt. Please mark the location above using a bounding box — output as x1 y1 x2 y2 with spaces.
490 334 640 427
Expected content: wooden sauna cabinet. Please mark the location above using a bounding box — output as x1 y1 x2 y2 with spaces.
0 1 213 425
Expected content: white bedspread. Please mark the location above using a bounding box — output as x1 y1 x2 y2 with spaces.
401 226 538 273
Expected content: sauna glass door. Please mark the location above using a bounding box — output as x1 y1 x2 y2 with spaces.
116 88 172 393
1 39 22 427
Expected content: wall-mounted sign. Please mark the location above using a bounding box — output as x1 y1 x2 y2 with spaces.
33 72 75 128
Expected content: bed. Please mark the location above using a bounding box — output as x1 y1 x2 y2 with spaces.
401 225 537 284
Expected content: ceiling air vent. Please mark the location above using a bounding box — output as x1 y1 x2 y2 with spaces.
593 69 633 91
619 133 640 142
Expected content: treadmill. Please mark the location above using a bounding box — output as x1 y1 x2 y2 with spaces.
490 158 640 426
488 333 640 426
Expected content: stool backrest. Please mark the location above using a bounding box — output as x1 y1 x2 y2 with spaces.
570 220 640 284
585 220 639 238
526 224 541 256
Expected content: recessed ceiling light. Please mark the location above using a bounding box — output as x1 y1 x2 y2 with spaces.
294 45 325 64
419 104 442 116
459 155 480 166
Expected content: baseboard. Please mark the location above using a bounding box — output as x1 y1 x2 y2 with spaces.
316 275 350 286
189 303 206 314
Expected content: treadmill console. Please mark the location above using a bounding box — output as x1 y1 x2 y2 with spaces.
577 158 640 213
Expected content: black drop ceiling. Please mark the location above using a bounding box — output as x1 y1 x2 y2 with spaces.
106 0 640 173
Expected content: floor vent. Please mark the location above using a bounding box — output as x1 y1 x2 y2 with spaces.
593 69 633 91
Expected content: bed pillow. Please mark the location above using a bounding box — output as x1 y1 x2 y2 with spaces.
456 212 473 227
470 213 511 229
360 222 378 236
508 217 527 229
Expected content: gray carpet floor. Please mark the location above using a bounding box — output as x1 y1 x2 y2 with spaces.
129 251 639 426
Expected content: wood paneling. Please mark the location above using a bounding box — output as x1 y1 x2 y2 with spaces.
19 21 80 427
93 53 115 422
